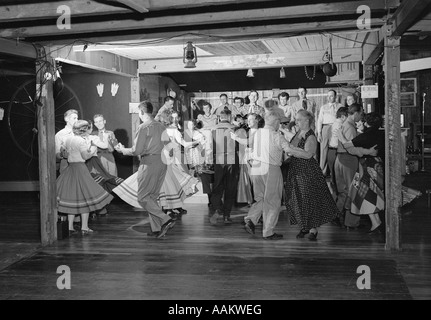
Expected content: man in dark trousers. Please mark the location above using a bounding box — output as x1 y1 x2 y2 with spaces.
116 100 175 238
209 109 240 225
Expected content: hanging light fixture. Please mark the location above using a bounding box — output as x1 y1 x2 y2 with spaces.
280 67 286 78
183 41 197 68
246 68 254 77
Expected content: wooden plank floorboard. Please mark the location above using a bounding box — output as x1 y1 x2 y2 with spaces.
1 176 430 300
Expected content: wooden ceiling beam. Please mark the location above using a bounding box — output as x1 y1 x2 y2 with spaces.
0 1 394 40
362 0 431 64
49 45 138 77
9 18 385 46
108 0 149 13
0 38 37 59
0 0 399 22
138 48 363 73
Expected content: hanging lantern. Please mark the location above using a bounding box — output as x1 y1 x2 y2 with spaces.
246 68 254 77
183 41 197 68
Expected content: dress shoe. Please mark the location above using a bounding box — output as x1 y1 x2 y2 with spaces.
223 217 233 224
147 231 161 237
296 229 309 239
330 217 342 227
244 221 255 234
308 231 318 241
264 233 283 240
167 211 178 221
173 208 187 215
368 224 383 234
157 219 175 238
210 210 222 225
68 229 78 236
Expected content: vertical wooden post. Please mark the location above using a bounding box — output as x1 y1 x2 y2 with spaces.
130 76 140 173
363 64 376 112
36 52 57 245
384 31 402 251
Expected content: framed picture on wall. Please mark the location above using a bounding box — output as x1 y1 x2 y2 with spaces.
400 78 417 93
400 92 416 107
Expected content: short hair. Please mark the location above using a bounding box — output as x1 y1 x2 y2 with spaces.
219 109 231 120
297 109 314 127
328 89 337 96
72 120 90 136
249 90 259 99
93 114 104 121
234 114 245 122
364 112 383 128
139 100 153 115
248 113 264 128
264 111 280 128
298 87 307 92
264 99 277 110
164 96 175 103
336 107 348 118
193 119 203 130
233 96 244 104
347 103 362 115
278 92 290 100
64 109 78 121
219 93 228 99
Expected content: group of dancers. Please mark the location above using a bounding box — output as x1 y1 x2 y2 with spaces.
54 87 392 241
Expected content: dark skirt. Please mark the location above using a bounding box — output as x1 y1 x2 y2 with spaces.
57 162 113 215
284 156 339 230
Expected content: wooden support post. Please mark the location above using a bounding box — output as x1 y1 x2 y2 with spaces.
384 31 402 251
130 77 140 173
363 64 376 113
36 52 58 245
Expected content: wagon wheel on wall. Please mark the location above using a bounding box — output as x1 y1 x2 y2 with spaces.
7 79 83 160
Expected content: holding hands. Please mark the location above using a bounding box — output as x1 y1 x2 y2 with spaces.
114 142 125 153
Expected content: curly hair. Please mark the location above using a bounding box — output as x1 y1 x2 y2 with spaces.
364 112 383 128
72 120 91 136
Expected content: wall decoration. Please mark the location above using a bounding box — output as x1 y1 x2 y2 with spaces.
400 78 417 93
400 78 417 107
111 82 119 96
400 92 416 107
96 83 104 97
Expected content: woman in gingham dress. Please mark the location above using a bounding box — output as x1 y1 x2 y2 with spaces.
284 110 339 240
339 112 385 234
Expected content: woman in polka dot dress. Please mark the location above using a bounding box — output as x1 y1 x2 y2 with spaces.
284 110 339 240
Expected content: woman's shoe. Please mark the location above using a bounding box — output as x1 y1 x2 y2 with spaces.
167 211 178 221
308 231 318 241
368 223 382 234
296 229 309 239
173 208 187 215
81 228 94 235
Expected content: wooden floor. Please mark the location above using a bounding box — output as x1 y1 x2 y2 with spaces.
0 172 430 300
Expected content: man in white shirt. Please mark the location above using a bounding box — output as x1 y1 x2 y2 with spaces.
316 90 343 176
286 87 316 128
244 112 290 240
93 114 118 176
55 109 78 174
